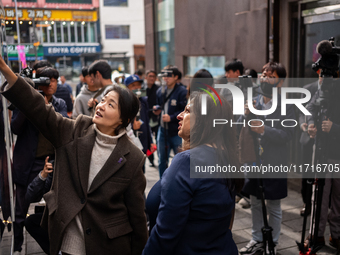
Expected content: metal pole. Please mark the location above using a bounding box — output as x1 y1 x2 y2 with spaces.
33 18 38 62
268 0 274 62
1 96 15 255
14 0 21 72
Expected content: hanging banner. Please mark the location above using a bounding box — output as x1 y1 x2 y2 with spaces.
17 45 27 68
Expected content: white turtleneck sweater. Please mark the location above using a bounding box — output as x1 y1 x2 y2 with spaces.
61 125 126 255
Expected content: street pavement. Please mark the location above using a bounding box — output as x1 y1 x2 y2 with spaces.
0 154 337 254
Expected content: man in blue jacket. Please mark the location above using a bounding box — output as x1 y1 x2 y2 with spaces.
153 66 187 177
11 67 68 253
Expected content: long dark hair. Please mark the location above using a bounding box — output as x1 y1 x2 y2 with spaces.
188 92 244 193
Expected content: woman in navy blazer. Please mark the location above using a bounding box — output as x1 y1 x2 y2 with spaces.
143 92 244 255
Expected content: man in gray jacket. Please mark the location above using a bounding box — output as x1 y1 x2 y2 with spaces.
72 66 100 118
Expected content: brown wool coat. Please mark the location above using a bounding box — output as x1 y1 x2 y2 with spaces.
2 76 148 255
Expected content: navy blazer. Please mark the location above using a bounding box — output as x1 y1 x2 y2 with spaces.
240 95 295 200
156 84 187 137
143 145 238 255
11 96 68 186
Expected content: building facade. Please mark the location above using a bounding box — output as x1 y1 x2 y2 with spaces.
99 0 145 74
144 0 340 164
144 0 268 77
145 0 340 79
4 0 100 79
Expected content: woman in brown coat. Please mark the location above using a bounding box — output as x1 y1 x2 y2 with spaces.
0 57 148 255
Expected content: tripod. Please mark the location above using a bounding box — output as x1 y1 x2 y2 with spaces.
250 115 276 255
297 77 331 255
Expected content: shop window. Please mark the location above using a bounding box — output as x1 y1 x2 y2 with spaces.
45 0 68 3
89 23 96 42
71 0 92 3
37 23 48 43
76 22 82 43
185 56 226 78
70 22 76 43
56 22 62 43
104 0 127 6
105 25 129 39
83 22 88 43
63 22 69 43
49 23 55 43
45 0 91 3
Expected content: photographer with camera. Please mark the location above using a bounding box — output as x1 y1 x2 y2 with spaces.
31 61 73 116
24 156 54 254
11 66 68 253
305 40 340 252
239 62 295 255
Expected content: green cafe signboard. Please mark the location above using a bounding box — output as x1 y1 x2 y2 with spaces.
8 44 44 60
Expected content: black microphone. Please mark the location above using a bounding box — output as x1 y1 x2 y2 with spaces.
316 40 333 55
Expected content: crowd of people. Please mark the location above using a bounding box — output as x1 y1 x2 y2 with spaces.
0 55 338 255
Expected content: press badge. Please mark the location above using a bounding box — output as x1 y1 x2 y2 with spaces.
171 99 177 106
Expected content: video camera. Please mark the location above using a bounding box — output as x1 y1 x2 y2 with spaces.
312 37 340 105
20 66 50 89
297 37 340 255
312 37 340 78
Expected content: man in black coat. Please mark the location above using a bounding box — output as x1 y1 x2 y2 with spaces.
145 70 159 167
125 74 154 172
11 67 68 253
239 62 295 255
307 76 340 252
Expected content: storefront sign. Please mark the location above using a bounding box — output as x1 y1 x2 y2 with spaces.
43 45 101 56
5 8 98 21
8 44 44 59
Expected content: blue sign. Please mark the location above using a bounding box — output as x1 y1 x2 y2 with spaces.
9 57 43 61
44 45 101 56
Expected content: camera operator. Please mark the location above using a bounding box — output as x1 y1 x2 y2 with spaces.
32 60 73 116
239 62 295 255
11 67 68 253
306 73 340 252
